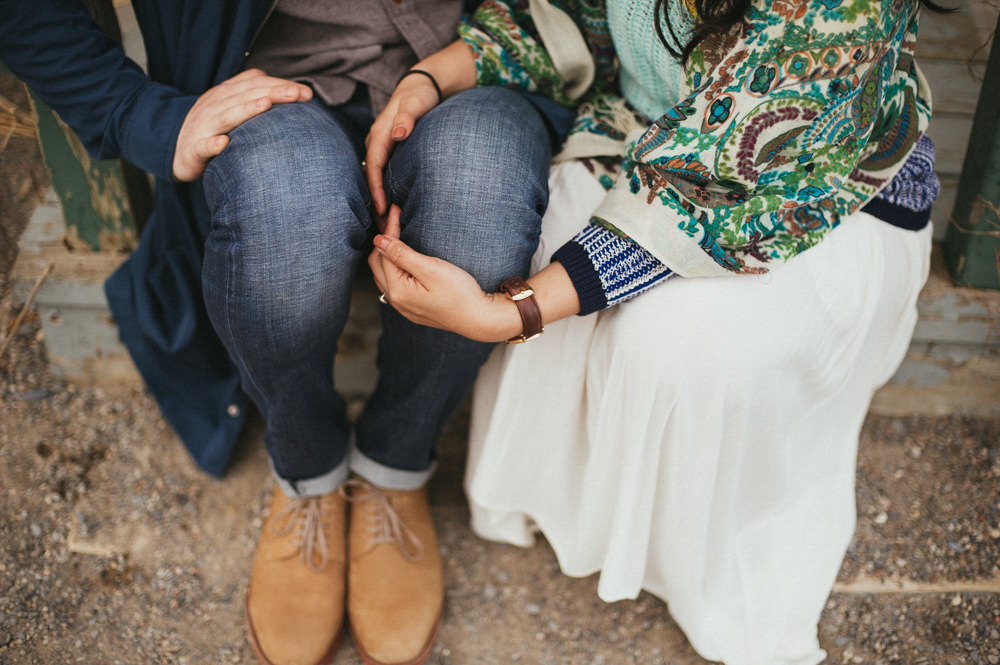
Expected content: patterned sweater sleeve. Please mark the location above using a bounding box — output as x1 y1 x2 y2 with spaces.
551 225 675 314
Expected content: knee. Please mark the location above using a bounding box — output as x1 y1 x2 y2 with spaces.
386 89 554 285
388 88 552 208
430 88 550 177
203 104 368 225
200 106 368 305
204 104 301 198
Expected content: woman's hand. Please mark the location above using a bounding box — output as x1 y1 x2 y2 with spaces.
368 206 523 342
365 74 440 218
365 40 478 219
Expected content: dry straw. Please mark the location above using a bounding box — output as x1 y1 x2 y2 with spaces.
0 93 38 152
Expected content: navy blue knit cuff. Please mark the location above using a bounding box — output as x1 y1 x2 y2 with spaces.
551 241 609 315
861 197 931 231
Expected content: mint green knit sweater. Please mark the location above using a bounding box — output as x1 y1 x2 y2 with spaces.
608 0 694 121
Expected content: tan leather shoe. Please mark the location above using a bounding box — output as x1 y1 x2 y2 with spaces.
345 480 443 665
246 486 347 665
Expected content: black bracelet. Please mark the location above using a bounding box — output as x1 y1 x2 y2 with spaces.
398 69 443 105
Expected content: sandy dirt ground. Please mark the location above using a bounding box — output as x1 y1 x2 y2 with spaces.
1 307 998 665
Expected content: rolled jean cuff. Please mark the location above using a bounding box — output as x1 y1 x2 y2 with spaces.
349 445 436 491
271 457 349 499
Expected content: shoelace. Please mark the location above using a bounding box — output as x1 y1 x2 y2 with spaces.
270 495 329 572
340 479 424 562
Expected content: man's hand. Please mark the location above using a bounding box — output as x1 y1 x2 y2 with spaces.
171 68 313 182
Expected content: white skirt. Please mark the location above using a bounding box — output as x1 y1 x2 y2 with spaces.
466 161 933 665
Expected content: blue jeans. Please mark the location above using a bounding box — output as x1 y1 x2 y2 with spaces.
201 87 555 496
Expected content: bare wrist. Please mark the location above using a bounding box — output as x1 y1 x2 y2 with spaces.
398 70 443 104
485 292 526 343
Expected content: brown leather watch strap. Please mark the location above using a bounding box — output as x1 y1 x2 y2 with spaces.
499 277 544 344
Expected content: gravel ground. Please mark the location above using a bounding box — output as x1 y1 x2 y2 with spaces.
845 416 1000 585
1 304 999 665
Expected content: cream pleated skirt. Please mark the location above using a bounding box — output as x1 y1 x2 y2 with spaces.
466 161 933 665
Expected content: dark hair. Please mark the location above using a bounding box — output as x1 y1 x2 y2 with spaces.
655 0 956 62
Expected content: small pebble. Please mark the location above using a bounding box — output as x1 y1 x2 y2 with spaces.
17 389 52 401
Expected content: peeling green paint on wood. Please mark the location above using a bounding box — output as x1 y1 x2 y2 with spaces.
944 17 1000 291
27 92 137 253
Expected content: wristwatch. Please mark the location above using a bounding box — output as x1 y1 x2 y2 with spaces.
499 277 544 344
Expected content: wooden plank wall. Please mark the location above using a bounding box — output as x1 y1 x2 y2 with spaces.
918 0 1000 239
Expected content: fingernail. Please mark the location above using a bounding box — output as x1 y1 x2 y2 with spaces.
392 126 407 139
373 235 389 249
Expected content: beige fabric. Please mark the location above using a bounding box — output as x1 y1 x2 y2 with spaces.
528 0 595 100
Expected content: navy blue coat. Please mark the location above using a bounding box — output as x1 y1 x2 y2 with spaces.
1 0 276 476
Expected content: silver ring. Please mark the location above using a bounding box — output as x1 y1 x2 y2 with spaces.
378 292 388 305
